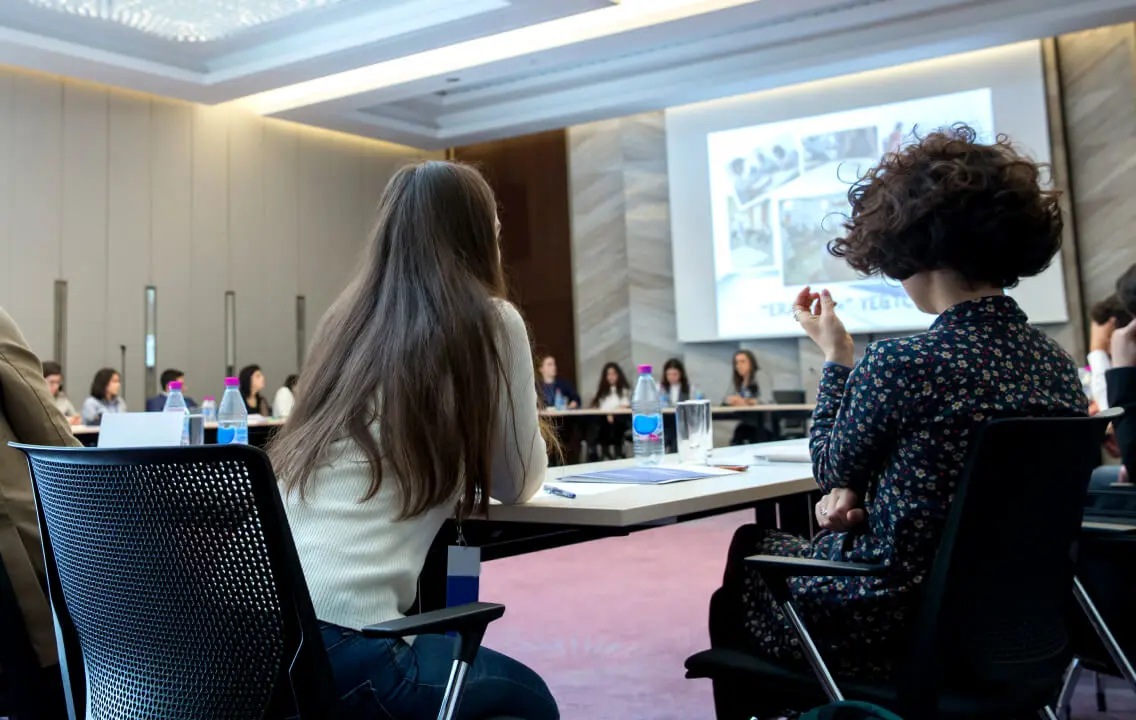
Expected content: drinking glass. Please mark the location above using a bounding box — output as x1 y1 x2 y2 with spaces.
676 399 712 465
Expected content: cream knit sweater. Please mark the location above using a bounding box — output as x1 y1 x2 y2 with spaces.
283 300 547 630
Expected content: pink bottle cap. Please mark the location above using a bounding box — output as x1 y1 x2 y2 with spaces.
224 377 239 387
637 365 652 374
168 381 183 390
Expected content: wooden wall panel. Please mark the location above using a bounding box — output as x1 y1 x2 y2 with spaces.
8 74 63 360
0 65 433 410
189 104 230 391
60 84 108 395
453 130 577 387
150 98 194 396
262 120 301 376
106 92 152 410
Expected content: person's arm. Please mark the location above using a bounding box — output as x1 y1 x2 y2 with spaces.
809 344 902 495
1089 349 1112 411
80 397 101 426
563 380 581 409
273 388 293 418
1107 368 1136 475
490 302 548 505
0 309 81 447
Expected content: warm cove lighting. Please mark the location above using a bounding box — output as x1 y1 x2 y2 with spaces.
236 0 762 115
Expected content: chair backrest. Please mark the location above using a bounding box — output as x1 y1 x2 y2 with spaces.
899 410 1119 715
773 390 807 405
12 443 338 720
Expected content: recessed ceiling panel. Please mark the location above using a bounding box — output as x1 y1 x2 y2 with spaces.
26 0 350 43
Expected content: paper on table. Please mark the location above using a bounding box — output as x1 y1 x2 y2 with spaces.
559 466 730 485
752 445 812 463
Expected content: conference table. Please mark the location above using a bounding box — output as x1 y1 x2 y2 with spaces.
541 402 815 463
68 404 815 451
70 418 286 448
414 440 820 612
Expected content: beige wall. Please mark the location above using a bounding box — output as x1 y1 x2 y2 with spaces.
0 67 434 411
569 25 1136 402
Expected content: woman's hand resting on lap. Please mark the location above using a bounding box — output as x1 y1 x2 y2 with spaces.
793 286 855 368
815 488 867 532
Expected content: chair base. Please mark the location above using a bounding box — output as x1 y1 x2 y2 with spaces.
686 648 1060 720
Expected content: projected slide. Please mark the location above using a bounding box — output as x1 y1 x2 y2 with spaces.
708 89 995 338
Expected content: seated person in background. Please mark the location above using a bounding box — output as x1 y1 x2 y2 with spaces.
587 362 631 461
42 360 80 425
725 349 765 445
1 308 81 715
1087 271 1136 487
80 367 126 425
273 374 299 419
145 368 198 412
1087 293 1132 411
270 161 558 719
1108 316 1136 484
661 357 692 406
238 364 272 417
537 354 579 409
716 125 1086 681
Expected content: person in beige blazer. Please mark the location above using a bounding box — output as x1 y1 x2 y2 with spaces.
0 306 80 677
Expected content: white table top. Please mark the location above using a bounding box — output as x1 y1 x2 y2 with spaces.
486 440 816 527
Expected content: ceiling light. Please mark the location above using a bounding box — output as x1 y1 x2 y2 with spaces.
237 0 761 115
26 0 349 43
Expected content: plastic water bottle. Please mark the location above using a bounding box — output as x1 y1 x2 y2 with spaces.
632 364 665 465
162 380 190 446
217 377 249 445
554 388 566 411
692 385 705 401
200 396 217 423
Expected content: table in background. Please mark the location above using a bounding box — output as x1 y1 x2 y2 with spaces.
540 404 815 463
71 418 285 448
415 440 819 611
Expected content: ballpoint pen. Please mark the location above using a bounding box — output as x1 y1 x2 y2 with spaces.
544 485 576 500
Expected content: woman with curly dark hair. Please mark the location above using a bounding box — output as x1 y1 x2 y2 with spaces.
713 125 1087 695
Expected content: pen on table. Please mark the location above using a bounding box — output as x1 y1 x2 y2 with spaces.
544 485 576 500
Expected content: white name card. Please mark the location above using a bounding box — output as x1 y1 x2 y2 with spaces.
97 413 185 448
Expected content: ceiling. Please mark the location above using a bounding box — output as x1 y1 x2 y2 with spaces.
0 0 1133 149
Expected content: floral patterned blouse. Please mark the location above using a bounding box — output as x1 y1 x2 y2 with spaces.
741 295 1088 677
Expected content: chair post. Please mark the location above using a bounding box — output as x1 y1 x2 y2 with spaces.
782 600 844 703
1074 576 1136 697
436 660 471 720
1052 657 1082 720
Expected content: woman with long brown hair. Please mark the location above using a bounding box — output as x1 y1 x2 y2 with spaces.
270 161 558 719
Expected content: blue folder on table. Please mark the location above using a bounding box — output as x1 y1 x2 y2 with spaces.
558 466 718 485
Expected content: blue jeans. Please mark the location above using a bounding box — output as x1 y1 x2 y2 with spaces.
1090 465 1124 490
321 623 559 720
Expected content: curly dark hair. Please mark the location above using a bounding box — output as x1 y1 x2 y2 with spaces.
828 124 1063 289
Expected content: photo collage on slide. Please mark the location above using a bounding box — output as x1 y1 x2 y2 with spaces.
707 88 995 338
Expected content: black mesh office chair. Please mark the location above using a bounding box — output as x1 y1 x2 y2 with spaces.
12 443 510 720
686 410 1120 720
1050 486 1136 717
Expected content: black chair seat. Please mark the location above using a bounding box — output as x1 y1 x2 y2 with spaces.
685 648 1056 720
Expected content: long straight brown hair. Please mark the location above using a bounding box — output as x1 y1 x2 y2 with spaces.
270 161 541 519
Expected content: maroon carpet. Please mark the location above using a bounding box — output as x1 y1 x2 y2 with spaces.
480 510 1136 720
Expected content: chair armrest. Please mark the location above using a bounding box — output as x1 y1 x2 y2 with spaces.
362 602 505 640
745 555 887 577
1083 519 1136 534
